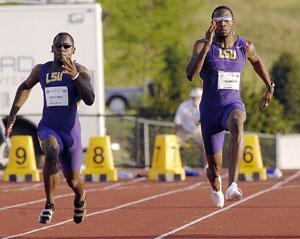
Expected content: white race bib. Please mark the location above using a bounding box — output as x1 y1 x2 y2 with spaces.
45 86 69 107
218 71 241 90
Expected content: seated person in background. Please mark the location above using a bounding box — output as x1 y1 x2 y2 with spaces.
174 88 205 167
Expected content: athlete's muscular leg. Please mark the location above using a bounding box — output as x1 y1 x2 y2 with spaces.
42 136 60 205
63 171 85 201
226 109 246 186
206 151 223 191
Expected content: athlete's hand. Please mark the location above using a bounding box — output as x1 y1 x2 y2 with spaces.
5 117 16 138
261 87 274 108
205 21 217 43
62 56 78 79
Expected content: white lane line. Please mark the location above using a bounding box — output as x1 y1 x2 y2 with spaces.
3 183 44 192
0 184 32 190
0 177 146 212
0 185 18 189
154 170 300 239
2 181 204 239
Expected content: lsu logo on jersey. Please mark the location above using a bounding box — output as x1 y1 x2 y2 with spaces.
46 72 63 84
218 48 237 60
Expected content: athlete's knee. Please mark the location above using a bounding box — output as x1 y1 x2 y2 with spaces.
43 159 59 174
45 146 59 163
44 146 59 173
66 178 81 189
206 160 222 176
208 164 222 175
229 115 244 133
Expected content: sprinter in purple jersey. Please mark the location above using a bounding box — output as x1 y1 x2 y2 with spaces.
186 6 274 208
5 32 95 223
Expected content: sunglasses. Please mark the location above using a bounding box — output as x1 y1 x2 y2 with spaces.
213 16 233 22
54 43 73 49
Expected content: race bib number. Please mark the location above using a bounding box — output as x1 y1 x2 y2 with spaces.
218 71 241 90
45 86 69 107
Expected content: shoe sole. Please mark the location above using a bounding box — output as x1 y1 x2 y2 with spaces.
39 220 51 224
226 194 242 201
225 190 242 201
74 209 86 224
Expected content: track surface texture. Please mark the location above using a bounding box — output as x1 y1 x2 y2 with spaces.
0 169 300 239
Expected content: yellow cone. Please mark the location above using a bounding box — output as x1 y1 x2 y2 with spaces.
149 134 185 181
3 136 40 182
83 136 117 182
239 134 267 181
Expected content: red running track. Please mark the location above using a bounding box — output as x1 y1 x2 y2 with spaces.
0 169 300 239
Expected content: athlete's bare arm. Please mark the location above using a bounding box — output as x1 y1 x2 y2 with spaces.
5 64 41 137
74 65 95 106
186 22 216 81
62 57 95 106
246 40 274 108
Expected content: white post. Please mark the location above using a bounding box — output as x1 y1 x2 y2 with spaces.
143 122 150 170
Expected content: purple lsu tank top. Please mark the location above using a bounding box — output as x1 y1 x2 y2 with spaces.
199 36 246 113
38 61 80 132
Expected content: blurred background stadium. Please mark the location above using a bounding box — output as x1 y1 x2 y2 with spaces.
99 0 299 169
1 0 299 170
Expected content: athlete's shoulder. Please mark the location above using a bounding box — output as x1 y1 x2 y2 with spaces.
40 61 53 67
237 35 245 41
235 35 246 47
75 63 89 73
32 64 44 75
75 63 91 80
236 35 251 47
36 61 53 72
23 64 43 88
243 39 256 53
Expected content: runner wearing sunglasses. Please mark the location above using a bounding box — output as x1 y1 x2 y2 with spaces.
5 32 95 223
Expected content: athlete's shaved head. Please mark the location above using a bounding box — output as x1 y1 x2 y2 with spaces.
53 32 74 46
211 6 234 19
